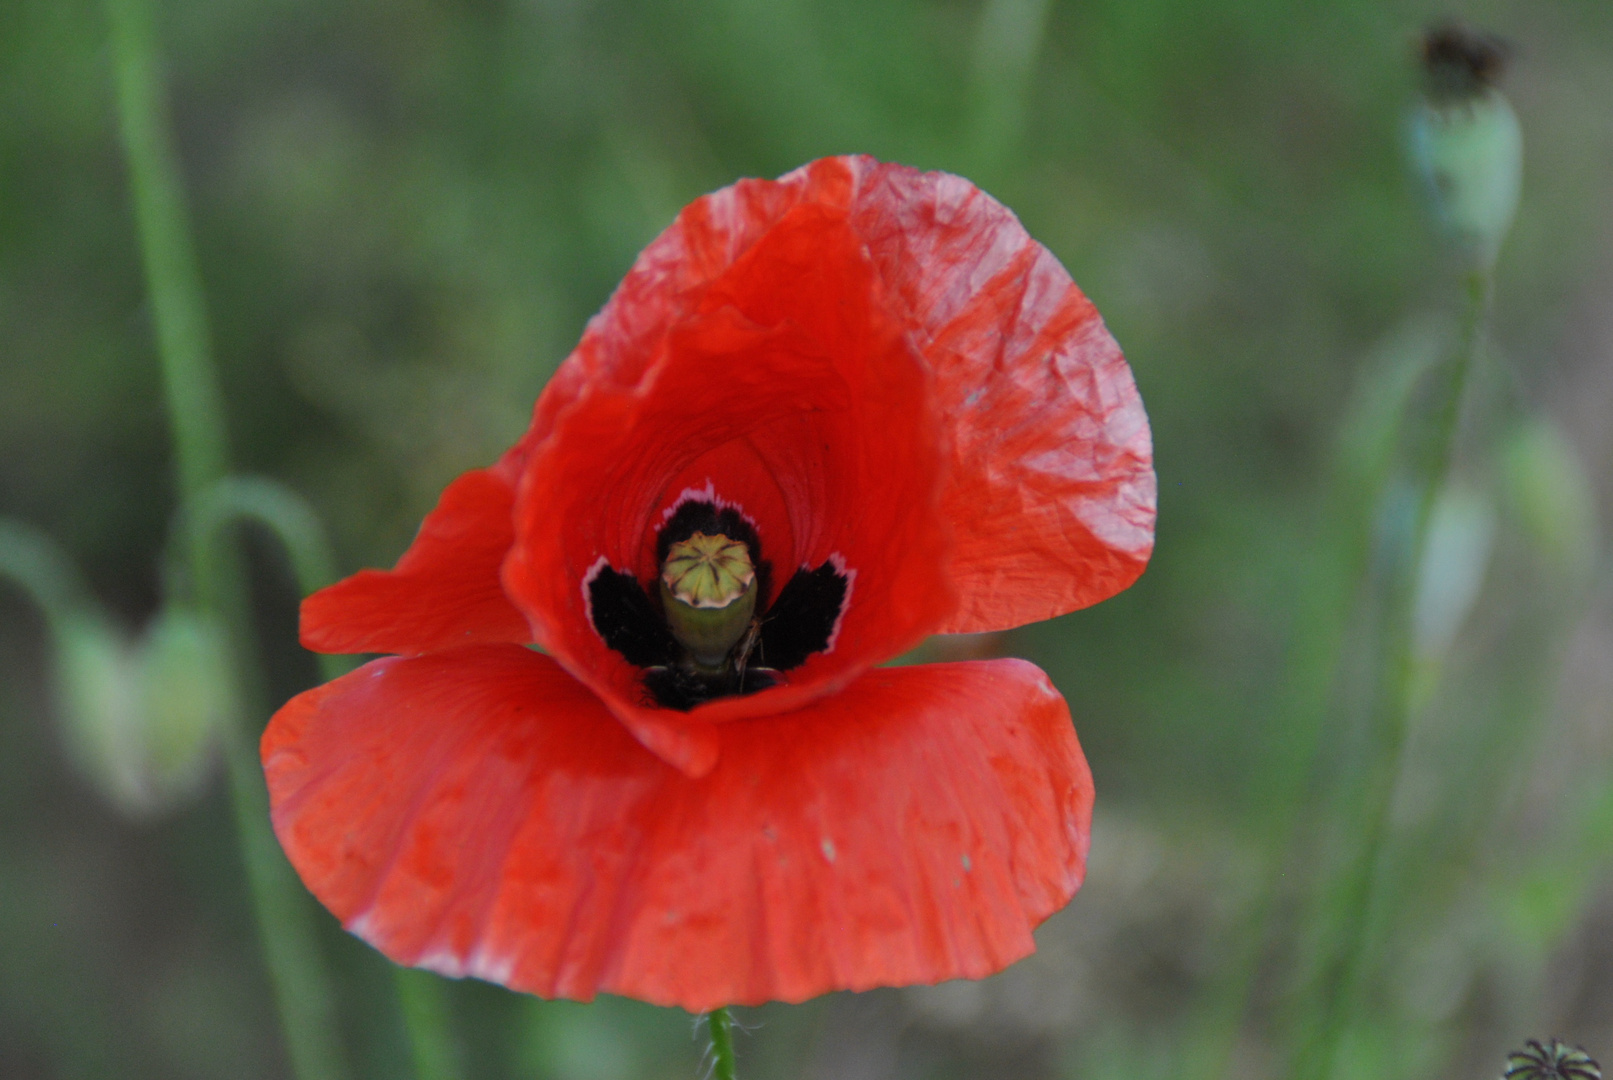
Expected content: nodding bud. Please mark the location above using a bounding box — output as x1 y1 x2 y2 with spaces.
52 606 233 818
1408 22 1522 268
659 532 758 670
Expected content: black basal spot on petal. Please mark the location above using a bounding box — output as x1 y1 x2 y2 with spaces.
644 665 780 711
759 561 849 671
587 567 677 668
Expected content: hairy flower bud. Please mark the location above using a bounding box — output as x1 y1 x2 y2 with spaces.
53 613 143 808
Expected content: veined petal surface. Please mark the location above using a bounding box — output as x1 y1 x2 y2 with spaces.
262 646 1093 1011
297 156 1153 662
503 203 955 763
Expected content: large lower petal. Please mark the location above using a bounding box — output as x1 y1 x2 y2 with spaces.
262 646 1092 1011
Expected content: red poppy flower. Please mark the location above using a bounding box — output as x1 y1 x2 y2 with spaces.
263 155 1155 1011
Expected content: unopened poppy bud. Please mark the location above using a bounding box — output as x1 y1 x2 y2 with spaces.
1407 23 1522 268
135 606 233 796
1412 481 1495 664
52 613 143 808
1503 1038 1601 1080
659 532 757 669
52 607 230 817
1500 418 1599 583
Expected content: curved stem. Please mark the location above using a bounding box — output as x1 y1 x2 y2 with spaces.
101 2 350 1078
708 1008 738 1080
183 476 350 683
181 477 465 1077
1291 267 1491 1080
0 519 96 632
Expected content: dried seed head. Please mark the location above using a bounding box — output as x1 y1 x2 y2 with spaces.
1503 1038 1602 1080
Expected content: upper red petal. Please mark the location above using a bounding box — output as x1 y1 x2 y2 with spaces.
843 163 1156 631
300 466 531 655
290 156 1148 667
262 646 1092 1011
502 201 956 754
557 158 1152 630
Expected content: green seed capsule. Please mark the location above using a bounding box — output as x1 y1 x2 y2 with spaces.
660 532 758 670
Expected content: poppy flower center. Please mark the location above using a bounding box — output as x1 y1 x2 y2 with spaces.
658 532 759 671
583 496 853 711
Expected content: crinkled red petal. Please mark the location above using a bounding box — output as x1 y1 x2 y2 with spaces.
300 466 531 655
297 155 1151 662
502 202 956 765
842 164 1155 630
545 156 1153 633
262 645 1092 1011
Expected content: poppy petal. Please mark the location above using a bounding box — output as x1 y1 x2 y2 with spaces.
262 646 1091 1011
300 157 1149 663
300 468 532 655
531 156 1152 635
843 163 1156 631
502 202 956 758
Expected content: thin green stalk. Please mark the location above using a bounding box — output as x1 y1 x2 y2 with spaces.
103 0 226 508
184 477 463 1080
708 1009 738 1080
1291 268 1491 1080
102 3 350 1079
219 719 348 1080
394 969 462 1080
0 519 94 631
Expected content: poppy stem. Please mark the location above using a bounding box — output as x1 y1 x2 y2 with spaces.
101 3 353 1079
176 476 468 1080
0 519 96 636
707 1008 738 1080
1291 265 1492 1080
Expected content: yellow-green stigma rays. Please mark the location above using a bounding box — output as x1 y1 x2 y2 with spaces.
659 532 758 670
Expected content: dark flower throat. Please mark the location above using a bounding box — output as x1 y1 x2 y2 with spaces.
586 500 849 710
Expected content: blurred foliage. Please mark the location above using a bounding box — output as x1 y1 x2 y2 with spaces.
3 0 1613 1077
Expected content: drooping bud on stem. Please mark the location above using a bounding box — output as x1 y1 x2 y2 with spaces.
659 532 757 671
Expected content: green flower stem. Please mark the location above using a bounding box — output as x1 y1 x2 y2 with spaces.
188 479 339 606
183 478 463 1080
219 719 348 1080
102 2 351 1079
708 1009 738 1080
1292 267 1491 1080
394 969 462 1080
0 519 95 633
103 0 227 509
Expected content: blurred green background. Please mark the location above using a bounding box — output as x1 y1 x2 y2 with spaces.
3 0 1612 1077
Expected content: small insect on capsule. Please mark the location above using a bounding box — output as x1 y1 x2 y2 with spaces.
733 617 763 691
